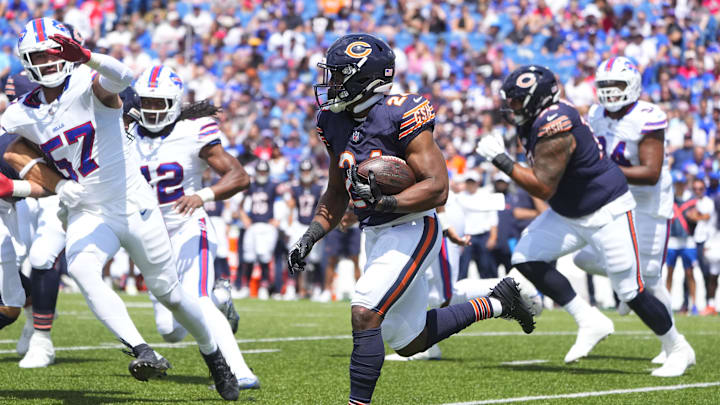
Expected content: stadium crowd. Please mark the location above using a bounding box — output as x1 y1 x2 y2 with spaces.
1 0 720 314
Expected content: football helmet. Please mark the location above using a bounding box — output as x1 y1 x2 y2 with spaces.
500 65 560 126
256 160 270 184
314 33 395 113
299 159 314 184
595 56 641 112
134 65 184 132
17 18 75 88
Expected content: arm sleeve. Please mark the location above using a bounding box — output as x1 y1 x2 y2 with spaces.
86 53 134 94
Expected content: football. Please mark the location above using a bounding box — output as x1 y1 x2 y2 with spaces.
357 156 416 195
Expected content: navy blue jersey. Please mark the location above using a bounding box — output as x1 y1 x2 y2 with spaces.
291 183 323 225
519 100 628 218
317 94 434 227
246 181 278 223
4 72 36 102
0 133 21 180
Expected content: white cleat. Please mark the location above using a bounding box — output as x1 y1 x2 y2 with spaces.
651 350 667 364
232 287 249 299
651 337 695 377
564 309 614 363
617 301 631 316
258 287 270 300
16 318 34 356
385 344 442 361
283 285 298 301
315 290 332 303
19 333 55 368
125 277 138 296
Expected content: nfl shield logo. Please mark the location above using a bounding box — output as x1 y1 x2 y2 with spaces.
351 130 361 143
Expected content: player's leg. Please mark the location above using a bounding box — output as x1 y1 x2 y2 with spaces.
592 211 694 376
666 248 678 294
0 211 25 329
256 223 278 300
681 249 698 314
176 218 259 389
123 208 237 398
238 225 257 298
347 228 363 281
512 209 611 363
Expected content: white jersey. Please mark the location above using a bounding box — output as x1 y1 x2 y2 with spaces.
132 116 222 232
588 100 673 219
1 65 154 215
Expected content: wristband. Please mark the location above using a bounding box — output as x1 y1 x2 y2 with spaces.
492 153 515 176
195 187 215 203
437 211 450 231
18 157 44 179
11 180 31 198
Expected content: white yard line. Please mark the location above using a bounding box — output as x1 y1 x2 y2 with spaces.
439 382 720 405
499 359 548 365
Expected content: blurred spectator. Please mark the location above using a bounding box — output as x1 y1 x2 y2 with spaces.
457 171 499 280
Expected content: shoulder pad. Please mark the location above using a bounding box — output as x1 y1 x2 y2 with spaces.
535 103 575 138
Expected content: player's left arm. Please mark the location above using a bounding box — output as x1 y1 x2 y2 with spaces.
619 129 664 185
173 143 250 215
376 130 449 213
509 132 576 200
3 138 61 197
47 34 133 109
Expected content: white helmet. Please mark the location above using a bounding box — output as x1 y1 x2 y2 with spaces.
134 65 184 132
595 56 642 112
17 18 75 88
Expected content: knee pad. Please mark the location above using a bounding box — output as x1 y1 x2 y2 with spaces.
572 250 605 276
161 327 187 343
0 311 18 329
155 285 183 311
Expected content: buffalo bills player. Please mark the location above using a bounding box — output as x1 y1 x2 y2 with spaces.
1 18 238 399
573 56 678 364
128 65 259 390
288 34 535 404
477 65 694 377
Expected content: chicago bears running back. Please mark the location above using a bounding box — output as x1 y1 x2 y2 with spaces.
1 19 238 400
477 65 694 377
129 65 258 390
288 33 535 404
573 56 677 364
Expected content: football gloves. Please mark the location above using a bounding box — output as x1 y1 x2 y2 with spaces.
55 179 85 208
347 165 383 207
288 237 313 275
47 34 91 64
476 134 515 176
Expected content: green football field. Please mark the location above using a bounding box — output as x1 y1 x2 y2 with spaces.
0 293 718 405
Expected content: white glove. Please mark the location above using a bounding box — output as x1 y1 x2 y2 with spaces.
476 134 506 161
55 179 85 208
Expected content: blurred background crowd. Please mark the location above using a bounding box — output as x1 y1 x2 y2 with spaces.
1 0 720 313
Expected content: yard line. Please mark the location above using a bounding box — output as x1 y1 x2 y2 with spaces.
499 359 548 365
439 382 720 405
0 344 278 354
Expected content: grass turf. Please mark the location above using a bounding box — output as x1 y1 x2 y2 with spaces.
0 293 718 404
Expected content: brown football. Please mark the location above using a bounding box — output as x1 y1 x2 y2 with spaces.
357 156 416 195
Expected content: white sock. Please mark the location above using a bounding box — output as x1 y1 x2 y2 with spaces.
450 278 498 305
200 297 253 377
156 285 216 355
488 297 503 318
35 330 51 340
563 296 594 325
659 325 681 352
72 267 145 347
709 298 716 308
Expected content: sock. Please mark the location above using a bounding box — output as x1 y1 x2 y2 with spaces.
214 257 230 280
349 328 384 405
658 325 681 352
260 262 270 282
563 296 595 325
242 262 253 287
424 297 496 349
647 284 674 323
626 290 673 336
156 285 217 355
31 268 60 332
449 278 498 305
199 297 253 377
709 298 716 308
515 261 577 306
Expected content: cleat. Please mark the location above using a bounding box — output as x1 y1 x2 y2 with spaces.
257 287 269 300
125 343 171 381
651 337 695 377
16 318 34 356
564 308 614 363
202 348 239 401
210 375 260 392
19 332 55 368
385 344 442 361
214 280 239 334
651 350 667 364
700 306 717 316
490 277 536 334
231 287 249 299
283 285 298 301
125 277 138 296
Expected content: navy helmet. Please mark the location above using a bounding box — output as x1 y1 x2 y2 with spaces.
314 33 395 113
500 65 560 126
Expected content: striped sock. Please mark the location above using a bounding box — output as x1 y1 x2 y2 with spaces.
33 312 54 331
468 297 500 321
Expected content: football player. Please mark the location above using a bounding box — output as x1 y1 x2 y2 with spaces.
1 19 238 400
237 160 280 300
573 56 677 363
285 159 324 299
477 65 694 377
288 33 535 404
128 65 259 390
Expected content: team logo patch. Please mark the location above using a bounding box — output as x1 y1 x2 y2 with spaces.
169 71 183 89
351 130 361 143
19 29 27 43
516 72 537 89
345 41 372 58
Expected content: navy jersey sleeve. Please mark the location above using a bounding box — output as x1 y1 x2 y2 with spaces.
390 94 435 151
0 133 21 180
531 102 576 140
315 111 333 153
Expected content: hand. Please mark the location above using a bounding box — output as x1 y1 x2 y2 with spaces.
173 194 204 216
288 237 314 275
446 227 471 246
486 238 497 250
0 173 13 198
476 134 506 161
46 34 91 64
55 179 85 208
347 165 383 207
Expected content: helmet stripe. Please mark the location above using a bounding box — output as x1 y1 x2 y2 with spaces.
148 66 162 88
34 19 46 42
606 57 616 71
